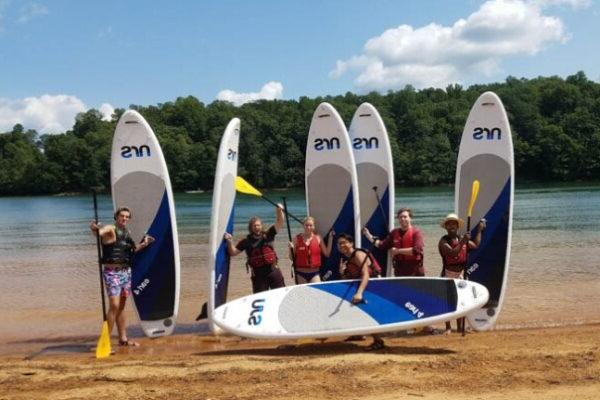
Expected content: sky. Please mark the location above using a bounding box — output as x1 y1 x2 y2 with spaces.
1 0 599 134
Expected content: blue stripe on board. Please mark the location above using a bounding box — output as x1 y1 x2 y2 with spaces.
312 279 456 324
320 188 355 281
132 191 176 321
467 178 511 307
361 186 390 275
214 205 234 309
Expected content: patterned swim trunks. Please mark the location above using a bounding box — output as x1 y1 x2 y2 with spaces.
103 265 132 298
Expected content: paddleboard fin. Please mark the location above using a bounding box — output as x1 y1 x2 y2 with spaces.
196 302 208 321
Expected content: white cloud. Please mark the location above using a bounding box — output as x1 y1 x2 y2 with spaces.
16 2 47 24
98 103 115 121
534 0 592 9
331 0 571 91
216 81 284 106
0 95 115 134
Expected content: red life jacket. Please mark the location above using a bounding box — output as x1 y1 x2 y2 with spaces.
246 235 278 268
441 235 467 271
344 249 382 279
294 234 321 269
392 227 422 262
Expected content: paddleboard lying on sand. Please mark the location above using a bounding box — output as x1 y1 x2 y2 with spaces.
111 110 180 337
456 91 514 331
349 103 394 276
213 277 489 339
207 118 240 333
305 102 360 281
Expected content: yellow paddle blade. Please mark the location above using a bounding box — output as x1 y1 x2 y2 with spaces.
235 176 263 197
467 180 480 217
95 321 112 359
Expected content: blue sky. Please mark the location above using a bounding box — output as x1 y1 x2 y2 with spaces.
1 0 599 133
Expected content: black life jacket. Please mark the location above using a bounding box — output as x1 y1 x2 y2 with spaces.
102 226 135 265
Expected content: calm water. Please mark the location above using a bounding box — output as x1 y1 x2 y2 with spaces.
1 184 599 350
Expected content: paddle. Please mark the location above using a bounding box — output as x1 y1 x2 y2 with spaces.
92 189 111 358
372 186 390 234
235 176 303 224
282 197 295 280
461 179 480 336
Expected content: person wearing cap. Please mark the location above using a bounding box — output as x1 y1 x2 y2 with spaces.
362 207 425 277
438 212 485 334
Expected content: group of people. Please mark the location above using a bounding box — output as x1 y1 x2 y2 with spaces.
90 202 484 350
223 204 485 346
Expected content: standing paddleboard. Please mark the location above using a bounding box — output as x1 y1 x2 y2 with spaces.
111 110 180 337
456 91 514 331
213 277 489 339
306 102 360 281
207 118 240 333
349 103 394 276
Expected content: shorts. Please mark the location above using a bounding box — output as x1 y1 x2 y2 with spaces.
103 265 132 298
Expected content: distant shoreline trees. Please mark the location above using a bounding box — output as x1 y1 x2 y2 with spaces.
1 72 599 196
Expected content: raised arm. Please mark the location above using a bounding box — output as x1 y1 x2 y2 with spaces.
273 204 284 232
224 233 244 256
468 219 486 250
320 230 334 257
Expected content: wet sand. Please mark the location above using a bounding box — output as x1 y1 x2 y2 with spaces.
1 324 598 400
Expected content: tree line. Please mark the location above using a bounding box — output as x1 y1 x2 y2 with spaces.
1 71 599 196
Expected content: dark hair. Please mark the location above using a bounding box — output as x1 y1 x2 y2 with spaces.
336 233 354 244
397 207 413 218
247 216 263 234
114 207 132 220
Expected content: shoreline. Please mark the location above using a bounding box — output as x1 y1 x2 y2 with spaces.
1 323 599 399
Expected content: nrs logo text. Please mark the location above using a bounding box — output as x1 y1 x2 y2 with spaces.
473 127 502 141
121 145 151 158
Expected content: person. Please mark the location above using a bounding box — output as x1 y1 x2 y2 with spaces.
224 204 286 293
90 206 155 347
288 216 334 284
362 207 425 277
336 233 384 350
438 213 485 334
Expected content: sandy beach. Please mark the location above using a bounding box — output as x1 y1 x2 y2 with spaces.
1 323 598 400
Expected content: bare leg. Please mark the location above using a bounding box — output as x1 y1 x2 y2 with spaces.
309 274 321 283
106 295 121 337
444 321 452 335
295 274 308 284
115 295 128 342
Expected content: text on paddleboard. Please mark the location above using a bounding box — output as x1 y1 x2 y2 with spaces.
121 145 151 158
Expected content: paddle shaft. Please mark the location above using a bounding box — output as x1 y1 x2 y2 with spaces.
92 190 108 321
260 194 303 225
372 186 390 233
282 197 295 279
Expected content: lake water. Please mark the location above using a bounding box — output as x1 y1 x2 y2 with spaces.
1 184 599 352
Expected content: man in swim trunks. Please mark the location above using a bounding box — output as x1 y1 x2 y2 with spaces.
90 206 154 347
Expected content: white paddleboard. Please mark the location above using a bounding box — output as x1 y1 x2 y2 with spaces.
207 118 240 333
213 277 489 339
349 103 394 276
305 102 360 281
111 110 180 337
456 91 514 331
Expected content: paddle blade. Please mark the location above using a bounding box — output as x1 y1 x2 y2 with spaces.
95 321 112 359
467 180 480 217
235 176 263 196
